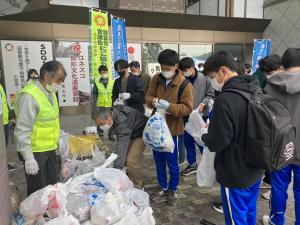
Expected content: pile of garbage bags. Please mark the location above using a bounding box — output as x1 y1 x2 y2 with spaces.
11 154 156 225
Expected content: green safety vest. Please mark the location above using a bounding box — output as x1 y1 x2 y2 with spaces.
15 83 60 152
95 79 114 107
0 84 9 125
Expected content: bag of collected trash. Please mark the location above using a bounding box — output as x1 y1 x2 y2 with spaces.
114 207 155 225
66 194 91 222
62 149 106 180
47 188 67 218
59 130 70 159
44 215 80 225
10 182 21 214
93 168 133 193
69 135 100 157
20 183 67 222
81 220 93 225
125 188 149 208
185 110 206 137
197 147 216 187
143 109 174 153
90 192 126 225
88 192 106 207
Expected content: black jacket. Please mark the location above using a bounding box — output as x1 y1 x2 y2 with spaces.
112 73 145 113
202 75 264 188
112 105 148 169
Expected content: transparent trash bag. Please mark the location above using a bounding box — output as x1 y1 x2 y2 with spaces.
93 168 133 193
197 147 216 187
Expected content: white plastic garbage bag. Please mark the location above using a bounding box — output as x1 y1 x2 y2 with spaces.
114 207 155 225
197 147 216 187
20 183 67 222
185 109 206 140
90 192 126 225
143 110 174 153
93 168 133 193
66 194 91 222
44 215 80 225
20 185 55 219
125 188 149 208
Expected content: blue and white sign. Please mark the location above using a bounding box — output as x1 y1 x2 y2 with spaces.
252 39 271 72
111 16 128 79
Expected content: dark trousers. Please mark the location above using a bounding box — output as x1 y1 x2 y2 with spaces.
19 150 58 196
4 124 9 147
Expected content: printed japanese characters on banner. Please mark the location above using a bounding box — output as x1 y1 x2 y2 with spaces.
0 40 53 108
90 9 111 80
55 41 91 107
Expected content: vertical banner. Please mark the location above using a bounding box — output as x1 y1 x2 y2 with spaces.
0 40 53 108
252 39 271 73
90 9 110 81
111 15 128 78
55 41 91 106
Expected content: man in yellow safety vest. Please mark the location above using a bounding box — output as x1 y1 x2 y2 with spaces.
14 61 66 196
92 65 115 140
0 71 17 172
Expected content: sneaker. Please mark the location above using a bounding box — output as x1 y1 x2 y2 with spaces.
262 215 270 225
212 201 224 214
150 188 168 201
181 164 197 176
8 164 17 172
262 190 271 200
167 190 177 206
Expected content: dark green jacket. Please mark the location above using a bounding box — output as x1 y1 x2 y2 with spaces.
253 68 267 88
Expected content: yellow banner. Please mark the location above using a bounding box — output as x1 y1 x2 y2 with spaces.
90 10 111 80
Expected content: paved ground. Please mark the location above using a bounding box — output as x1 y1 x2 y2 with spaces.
7 114 296 225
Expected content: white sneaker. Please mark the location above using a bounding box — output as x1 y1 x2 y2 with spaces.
262 215 270 225
262 190 271 200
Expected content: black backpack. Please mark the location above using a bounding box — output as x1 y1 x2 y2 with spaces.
224 87 296 172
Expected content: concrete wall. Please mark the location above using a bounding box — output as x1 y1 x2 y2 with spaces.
264 0 300 55
0 21 262 44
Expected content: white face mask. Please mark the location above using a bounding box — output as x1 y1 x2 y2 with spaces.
199 67 204 72
100 124 111 131
161 71 174 79
101 73 108 79
184 72 192 77
210 78 223 91
46 76 61 93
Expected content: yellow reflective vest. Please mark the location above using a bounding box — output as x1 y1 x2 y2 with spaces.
95 79 114 107
15 83 60 152
0 84 9 125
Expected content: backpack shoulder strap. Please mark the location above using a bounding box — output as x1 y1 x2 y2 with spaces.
223 88 251 100
178 79 190 102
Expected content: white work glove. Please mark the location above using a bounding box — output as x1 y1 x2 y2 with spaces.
84 126 97 135
25 158 39 175
120 92 131 100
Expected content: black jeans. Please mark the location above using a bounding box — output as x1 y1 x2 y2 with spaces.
19 151 58 196
4 124 9 147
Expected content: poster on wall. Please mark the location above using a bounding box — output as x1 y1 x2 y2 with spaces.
127 43 142 69
148 63 161 77
55 41 91 107
0 40 53 108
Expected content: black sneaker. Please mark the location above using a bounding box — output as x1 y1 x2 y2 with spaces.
212 201 223 214
8 164 17 172
167 190 177 206
181 164 197 176
150 188 168 201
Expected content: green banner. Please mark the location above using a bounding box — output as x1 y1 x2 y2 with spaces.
90 9 111 80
